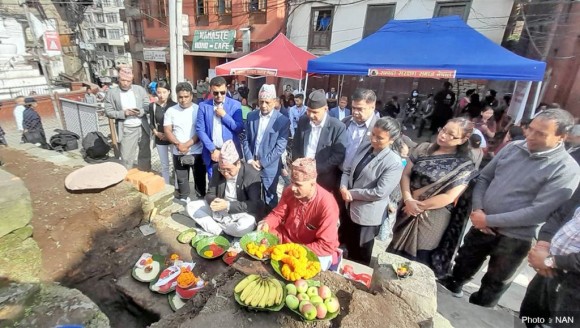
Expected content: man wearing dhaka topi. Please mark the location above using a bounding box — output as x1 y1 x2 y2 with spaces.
257 158 340 270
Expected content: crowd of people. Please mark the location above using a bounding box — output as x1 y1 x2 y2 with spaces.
4 64 578 325
102 66 580 323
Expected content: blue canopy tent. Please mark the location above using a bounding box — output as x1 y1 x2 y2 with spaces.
307 16 546 119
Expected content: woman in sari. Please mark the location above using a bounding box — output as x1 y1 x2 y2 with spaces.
388 117 478 278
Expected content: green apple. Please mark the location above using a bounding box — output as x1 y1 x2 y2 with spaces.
285 295 299 310
285 283 297 296
306 286 318 297
297 293 310 302
309 295 323 305
301 303 317 320
324 296 340 313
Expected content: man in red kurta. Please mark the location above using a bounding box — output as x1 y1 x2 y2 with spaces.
258 158 340 270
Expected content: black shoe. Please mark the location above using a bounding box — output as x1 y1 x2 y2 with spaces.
438 278 464 298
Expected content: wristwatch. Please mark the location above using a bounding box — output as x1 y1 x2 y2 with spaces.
544 255 555 268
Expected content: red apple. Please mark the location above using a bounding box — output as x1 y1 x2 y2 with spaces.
298 300 311 312
294 279 308 293
315 303 327 319
301 303 317 320
318 285 332 300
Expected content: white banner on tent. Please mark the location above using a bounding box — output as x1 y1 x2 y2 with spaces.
508 81 532 124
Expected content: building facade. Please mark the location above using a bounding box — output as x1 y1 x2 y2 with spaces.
124 0 287 90
81 0 131 83
287 0 515 101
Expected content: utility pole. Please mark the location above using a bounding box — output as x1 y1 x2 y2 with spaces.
169 0 177 100
169 0 184 101
22 2 62 124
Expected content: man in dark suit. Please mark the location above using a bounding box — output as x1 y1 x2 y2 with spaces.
292 89 347 192
329 96 351 121
196 76 244 177
186 140 265 237
243 84 290 208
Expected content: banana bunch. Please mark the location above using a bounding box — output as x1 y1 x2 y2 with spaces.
234 274 284 308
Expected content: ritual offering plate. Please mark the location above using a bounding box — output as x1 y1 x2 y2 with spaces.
233 274 286 312
168 293 186 311
270 243 321 281
283 279 340 321
195 236 229 259
222 250 240 266
392 262 414 279
177 228 198 244
149 260 195 294
132 253 163 282
240 231 279 261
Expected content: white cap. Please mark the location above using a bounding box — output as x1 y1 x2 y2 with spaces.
258 84 277 100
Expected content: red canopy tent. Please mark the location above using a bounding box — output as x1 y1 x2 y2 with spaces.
215 33 316 81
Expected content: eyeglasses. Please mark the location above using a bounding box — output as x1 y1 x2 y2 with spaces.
213 91 227 96
439 127 461 140
217 167 235 175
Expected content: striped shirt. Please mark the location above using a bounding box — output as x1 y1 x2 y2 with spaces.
550 207 580 256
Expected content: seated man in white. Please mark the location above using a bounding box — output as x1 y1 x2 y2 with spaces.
186 140 265 237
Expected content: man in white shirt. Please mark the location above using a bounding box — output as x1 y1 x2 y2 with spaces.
13 96 25 133
329 96 351 121
103 66 151 169
164 82 206 202
243 84 290 208
186 140 265 237
288 93 306 138
292 89 347 192
326 87 338 108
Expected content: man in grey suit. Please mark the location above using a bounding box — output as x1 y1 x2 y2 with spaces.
243 84 290 208
339 88 380 244
104 66 151 170
292 89 346 193
329 96 351 121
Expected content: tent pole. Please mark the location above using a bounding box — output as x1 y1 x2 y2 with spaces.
339 75 345 100
530 81 543 117
303 74 309 98
298 75 302 93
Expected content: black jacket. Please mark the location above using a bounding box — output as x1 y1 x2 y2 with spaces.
205 163 265 219
291 115 347 191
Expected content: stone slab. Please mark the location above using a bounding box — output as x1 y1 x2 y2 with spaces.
115 274 173 318
0 233 41 283
371 252 437 323
0 282 40 322
11 283 110 328
0 170 32 238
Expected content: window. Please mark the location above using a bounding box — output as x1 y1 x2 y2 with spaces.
95 13 105 23
143 2 154 27
134 19 144 41
115 0 123 7
434 1 470 21
248 0 266 12
157 0 167 25
196 0 207 16
117 46 125 54
217 0 232 15
97 28 107 38
308 7 333 50
106 13 117 23
109 29 122 39
101 0 111 6
363 4 395 38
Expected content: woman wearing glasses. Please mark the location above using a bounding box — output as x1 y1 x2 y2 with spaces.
388 117 478 278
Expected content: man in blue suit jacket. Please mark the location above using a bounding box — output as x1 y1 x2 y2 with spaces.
328 96 351 121
243 85 290 208
196 76 244 177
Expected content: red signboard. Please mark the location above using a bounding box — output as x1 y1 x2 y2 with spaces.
43 31 62 56
368 68 456 79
